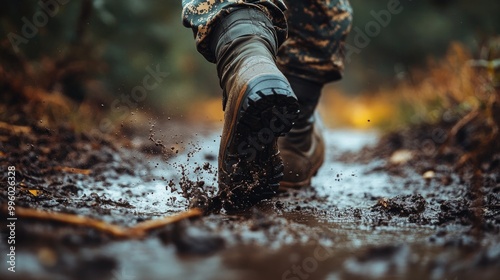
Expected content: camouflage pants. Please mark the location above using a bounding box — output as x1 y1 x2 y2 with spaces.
182 0 353 84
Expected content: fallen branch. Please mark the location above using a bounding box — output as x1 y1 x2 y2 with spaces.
12 207 129 237
2 206 202 238
129 209 203 237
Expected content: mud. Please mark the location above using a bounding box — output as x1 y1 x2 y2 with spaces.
1 119 499 279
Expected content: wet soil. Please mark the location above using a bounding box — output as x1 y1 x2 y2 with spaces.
1 119 499 280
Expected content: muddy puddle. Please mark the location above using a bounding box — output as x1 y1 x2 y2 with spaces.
1 125 499 280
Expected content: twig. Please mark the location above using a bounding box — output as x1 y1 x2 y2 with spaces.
128 209 203 237
449 109 479 140
455 152 474 170
439 109 479 155
53 166 92 175
12 207 130 237
2 206 202 238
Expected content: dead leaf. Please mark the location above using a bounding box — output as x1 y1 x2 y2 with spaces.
29 189 42 196
378 198 389 208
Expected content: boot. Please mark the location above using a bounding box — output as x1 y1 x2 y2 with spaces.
213 8 299 211
278 76 325 188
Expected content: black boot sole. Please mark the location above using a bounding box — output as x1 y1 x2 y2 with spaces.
220 75 299 212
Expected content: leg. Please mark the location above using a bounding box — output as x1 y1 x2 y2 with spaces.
278 0 353 84
181 0 288 62
277 0 353 188
182 1 300 211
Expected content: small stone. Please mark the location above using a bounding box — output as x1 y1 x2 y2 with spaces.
423 170 435 180
389 149 413 165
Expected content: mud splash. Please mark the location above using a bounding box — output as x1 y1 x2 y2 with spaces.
0 123 499 279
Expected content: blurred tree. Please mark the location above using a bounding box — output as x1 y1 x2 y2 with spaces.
342 0 500 93
1 0 498 110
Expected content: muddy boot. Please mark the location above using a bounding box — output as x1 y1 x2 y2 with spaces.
213 9 300 211
278 76 325 189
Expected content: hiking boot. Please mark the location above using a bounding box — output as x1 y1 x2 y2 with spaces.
278 76 325 188
213 8 299 211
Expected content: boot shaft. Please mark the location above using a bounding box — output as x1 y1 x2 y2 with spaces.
283 75 323 149
212 8 281 110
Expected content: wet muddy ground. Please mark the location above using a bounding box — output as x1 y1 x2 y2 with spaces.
0 120 499 280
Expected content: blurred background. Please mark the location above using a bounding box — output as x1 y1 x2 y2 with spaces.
1 0 499 130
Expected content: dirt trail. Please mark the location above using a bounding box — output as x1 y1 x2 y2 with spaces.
0 121 499 280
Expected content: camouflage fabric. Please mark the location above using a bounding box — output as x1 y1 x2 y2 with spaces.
182 0 352 84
